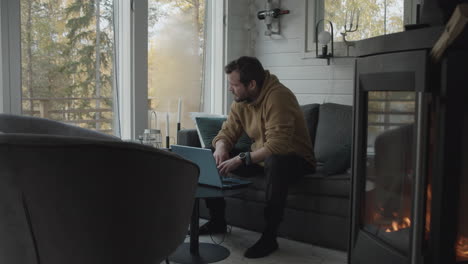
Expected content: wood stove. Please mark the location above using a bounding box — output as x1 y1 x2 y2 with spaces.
348 11 468 264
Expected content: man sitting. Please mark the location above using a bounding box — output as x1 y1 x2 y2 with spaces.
201 56 316 258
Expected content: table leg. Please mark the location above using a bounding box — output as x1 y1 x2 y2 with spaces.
190 198 200 255
168 198 230 264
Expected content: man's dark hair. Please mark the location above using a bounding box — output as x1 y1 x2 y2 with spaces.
225 56 265 89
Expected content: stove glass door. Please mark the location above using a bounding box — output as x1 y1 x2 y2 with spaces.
362 91 417 254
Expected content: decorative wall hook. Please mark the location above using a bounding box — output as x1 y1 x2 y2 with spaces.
257 0 290 37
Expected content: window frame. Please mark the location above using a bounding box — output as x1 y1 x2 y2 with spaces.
0 0 22 115
204 0 226 115
118 0 148 140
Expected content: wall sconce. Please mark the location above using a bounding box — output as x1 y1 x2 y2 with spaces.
315 19 334 64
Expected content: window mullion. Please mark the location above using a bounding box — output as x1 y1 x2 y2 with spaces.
207 0 226 115
132 0 148 138
118 0 148 140
1 0 21 115
404 0 418 25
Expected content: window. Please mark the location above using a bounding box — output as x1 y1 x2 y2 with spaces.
305 0 415 53
147 0 206 142
19 0 117 134
323 0 405 41
2 0 223 139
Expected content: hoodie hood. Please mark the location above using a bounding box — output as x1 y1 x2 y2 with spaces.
249 70 281 107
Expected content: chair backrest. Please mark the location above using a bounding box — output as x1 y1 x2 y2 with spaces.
0 134 198 264
0 114 119 140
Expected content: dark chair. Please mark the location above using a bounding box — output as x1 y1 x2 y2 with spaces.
0 114 199 264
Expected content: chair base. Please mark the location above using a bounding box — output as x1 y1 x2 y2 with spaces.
168 242 230 264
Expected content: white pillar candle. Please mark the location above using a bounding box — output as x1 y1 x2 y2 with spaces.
177 97 182 123
166 112 170 137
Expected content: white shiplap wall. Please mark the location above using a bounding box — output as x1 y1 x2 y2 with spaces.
246 0 355 106
225 0 253 112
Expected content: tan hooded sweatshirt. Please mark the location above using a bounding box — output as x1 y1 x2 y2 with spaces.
212 71 316 167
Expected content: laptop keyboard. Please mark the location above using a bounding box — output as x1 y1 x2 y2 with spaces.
222 178 242 184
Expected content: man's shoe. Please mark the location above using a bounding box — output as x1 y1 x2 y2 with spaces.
197 221 227 235
244 235 279 258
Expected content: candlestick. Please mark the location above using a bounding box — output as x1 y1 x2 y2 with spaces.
177 97 182 123
148 110 152 129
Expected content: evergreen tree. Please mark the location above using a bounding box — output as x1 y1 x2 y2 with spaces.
64 0 114 129
20 0 71 115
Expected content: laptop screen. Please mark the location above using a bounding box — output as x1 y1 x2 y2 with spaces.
171 145 223 187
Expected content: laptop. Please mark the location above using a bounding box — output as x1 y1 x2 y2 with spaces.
171 145 251 189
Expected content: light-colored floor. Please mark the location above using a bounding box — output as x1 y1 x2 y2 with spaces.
170 223 347 264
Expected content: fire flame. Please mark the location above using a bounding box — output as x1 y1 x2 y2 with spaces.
456 236 468 261
371 206 412 233
384 217 412 232
425 184 432 236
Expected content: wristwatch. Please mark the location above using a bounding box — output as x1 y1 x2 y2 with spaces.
238 152 251 166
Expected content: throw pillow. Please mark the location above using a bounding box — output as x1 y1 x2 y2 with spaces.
190 112 227 148
195 117 252 151
300 104 320 144
314 103 352 163
322 143 351 175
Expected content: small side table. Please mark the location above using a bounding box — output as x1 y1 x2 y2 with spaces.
169 186 246 264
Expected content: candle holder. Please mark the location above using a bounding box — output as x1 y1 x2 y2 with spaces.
176 122 181 145
165 112 170 148
315 19 334 65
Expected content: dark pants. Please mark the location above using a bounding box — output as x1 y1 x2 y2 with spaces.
205 154 315 236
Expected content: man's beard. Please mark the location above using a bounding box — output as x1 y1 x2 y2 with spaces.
234 92 254 103
234 96 253 103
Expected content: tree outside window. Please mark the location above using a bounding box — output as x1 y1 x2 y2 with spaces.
323 0 404 41
20 0 116 134
147 0 206 143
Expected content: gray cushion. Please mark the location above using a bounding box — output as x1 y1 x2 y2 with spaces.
290 172 351 197
177 129 201 147
195 117 252 151
314 103 353 164
231 189 350 217
228 170 350 198
300 104 320 144
286 194 350 217
322 143 351 175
